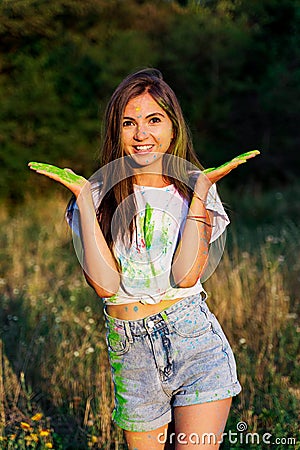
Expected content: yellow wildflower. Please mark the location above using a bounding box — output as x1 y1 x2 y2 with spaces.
31 412 43 421
91 436 98 443
45 443 53 449
40 429 50 437
30 433 39 442
20 422 32 431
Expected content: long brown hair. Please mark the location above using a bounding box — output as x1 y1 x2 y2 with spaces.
96 68 203 253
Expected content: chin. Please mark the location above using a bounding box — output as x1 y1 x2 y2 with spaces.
128 153 160 167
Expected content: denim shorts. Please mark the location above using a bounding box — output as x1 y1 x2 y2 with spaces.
104 294 241 432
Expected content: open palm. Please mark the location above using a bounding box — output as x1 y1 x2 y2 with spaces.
28 162 88 198
203 150 260 184
29 150 260 197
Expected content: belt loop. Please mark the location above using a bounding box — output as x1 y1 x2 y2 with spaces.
161 311 169 323
161 310 172 335
124 321 134 344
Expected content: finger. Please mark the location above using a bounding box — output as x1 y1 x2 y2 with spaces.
203 150 260 174
29 166 64 179
213 158 247 173
29 162 84 184
229 159 247 168
205 161 244 183
33 169 67 184
62 168 84 183
28 162 62 174
46 170 83 185
232 150 260 162
29 163 67 181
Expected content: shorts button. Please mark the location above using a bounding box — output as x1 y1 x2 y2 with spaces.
148 320 155 328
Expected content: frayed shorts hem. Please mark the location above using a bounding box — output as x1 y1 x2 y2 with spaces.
113 382 242 432
173 380 242 408
112 409 172 433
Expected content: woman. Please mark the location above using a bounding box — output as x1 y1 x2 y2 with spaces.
29 68 259 449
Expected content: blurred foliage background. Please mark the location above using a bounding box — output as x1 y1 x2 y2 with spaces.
0 0 299 202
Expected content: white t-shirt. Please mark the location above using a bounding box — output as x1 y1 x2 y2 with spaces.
67 183 229 305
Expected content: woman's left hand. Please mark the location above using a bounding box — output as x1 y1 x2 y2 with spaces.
203 150 260 184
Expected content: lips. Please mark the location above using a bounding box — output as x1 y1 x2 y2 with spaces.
132 144 154 153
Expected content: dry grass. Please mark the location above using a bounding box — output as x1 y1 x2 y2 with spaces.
0 193 299 449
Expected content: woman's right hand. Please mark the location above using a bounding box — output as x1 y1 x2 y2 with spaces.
29 161 120 297
28 162 88 198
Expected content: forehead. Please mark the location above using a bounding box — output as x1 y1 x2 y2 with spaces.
124 92 163 114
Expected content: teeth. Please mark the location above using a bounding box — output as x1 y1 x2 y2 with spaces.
135 145 153 151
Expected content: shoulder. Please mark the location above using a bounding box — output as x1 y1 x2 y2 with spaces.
65 179 103 229
90 179 103 209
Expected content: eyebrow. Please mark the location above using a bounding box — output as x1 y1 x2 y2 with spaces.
123 112 166 120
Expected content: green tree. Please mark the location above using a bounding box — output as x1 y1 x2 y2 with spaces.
0 0 299 199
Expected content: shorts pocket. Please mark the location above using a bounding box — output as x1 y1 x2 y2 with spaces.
170 304 212 338
106 327 130 356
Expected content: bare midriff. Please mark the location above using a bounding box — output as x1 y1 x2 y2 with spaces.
106 297 183 320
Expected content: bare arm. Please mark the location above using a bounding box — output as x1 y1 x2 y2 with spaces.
28 163 120 297
73 188 120 297
171 174 212 288
171 150 260 287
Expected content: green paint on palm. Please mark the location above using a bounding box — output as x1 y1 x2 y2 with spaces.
203 150 260 173
144 202 154 250
28 162 82 183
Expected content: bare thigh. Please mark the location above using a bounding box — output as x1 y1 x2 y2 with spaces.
124 423 168 450
124 398 232 450
173 398 232 449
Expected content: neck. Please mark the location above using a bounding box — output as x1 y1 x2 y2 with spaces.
133 173 171 187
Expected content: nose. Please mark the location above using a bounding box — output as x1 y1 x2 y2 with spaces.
134 125 148 141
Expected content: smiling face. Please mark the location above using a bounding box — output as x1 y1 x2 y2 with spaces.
121 92 174 183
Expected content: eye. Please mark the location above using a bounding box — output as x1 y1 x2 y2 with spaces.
123 120 135 127
149 117 161 124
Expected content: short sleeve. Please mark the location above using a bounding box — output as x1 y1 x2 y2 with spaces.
65 181 103 236
65 197 80 236
205 184 230 243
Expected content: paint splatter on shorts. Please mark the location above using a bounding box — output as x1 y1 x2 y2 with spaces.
104 293 241 432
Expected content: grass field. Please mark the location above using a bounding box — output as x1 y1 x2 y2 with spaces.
0 186 299 449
